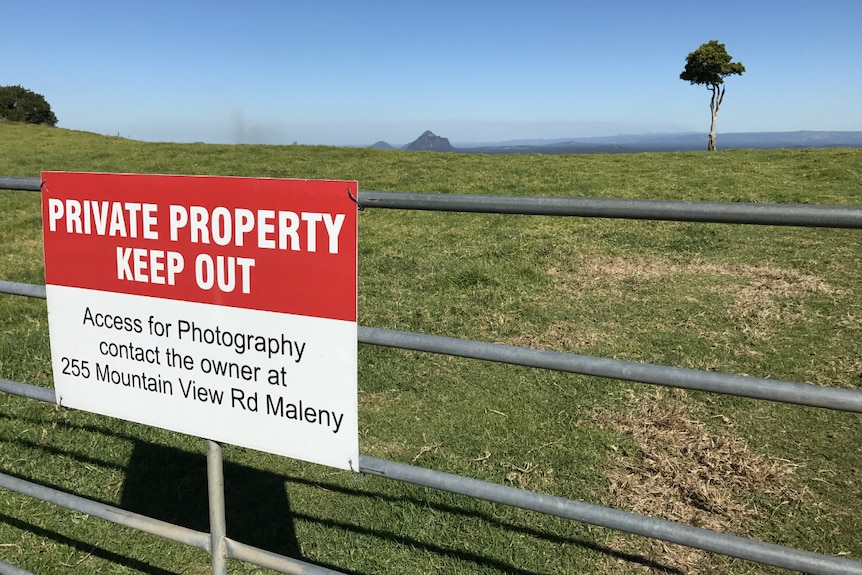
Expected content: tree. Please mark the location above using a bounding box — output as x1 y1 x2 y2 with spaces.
0 85 58 126
680 41 745 151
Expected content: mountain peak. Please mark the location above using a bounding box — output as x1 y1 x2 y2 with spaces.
404 130 454 152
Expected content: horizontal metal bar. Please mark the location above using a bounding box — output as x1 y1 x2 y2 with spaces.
359 455 862 575
359 190 862 228
225 538 347 575
0 281 46 299
358 327 862 413
4 177 861 228
2 284 859 414
0 560 36 575
0 177 41 192
0 378 55 403
0 472 211 552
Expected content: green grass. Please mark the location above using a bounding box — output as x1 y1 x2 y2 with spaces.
0 121 861 574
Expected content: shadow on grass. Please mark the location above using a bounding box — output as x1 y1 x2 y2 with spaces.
119 440 302 561
0 412 684 574
0 512 178 575
279 474 686 575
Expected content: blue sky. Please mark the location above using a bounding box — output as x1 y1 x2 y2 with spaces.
4 1 861 146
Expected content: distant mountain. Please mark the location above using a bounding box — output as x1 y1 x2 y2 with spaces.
370 130 862 155
370 140 394 150
404 130 454 152
456 131 862 155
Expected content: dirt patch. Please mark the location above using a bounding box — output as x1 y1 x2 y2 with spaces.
593 388 800 574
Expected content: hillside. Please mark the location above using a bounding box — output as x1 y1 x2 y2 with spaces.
1 123 861 575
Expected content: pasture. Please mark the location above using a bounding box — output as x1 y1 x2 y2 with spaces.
0 121 860 574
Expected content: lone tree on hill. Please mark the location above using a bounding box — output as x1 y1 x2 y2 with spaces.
0 85 58 126
680 40 745 151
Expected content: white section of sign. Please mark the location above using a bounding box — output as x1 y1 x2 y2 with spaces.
47 285 358 470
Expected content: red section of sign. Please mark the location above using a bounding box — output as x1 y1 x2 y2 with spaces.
41 172 357 322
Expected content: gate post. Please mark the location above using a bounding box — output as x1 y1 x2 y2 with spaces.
206 440 228 575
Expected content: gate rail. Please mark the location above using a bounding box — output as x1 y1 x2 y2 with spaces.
1 176 861 574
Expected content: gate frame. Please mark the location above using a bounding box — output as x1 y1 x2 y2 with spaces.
0 175 861 575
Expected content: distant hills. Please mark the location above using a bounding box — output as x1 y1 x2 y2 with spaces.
371 130 862 154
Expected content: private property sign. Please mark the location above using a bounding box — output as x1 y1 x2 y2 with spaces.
41 172 359 470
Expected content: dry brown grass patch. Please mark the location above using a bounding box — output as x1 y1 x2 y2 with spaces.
593 388 800 574
561 256 835 296
548 257 839 342
730 266 837 339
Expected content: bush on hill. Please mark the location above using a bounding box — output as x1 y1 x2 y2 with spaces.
0 85 57 126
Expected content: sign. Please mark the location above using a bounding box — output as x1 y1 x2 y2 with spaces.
41 172 359 470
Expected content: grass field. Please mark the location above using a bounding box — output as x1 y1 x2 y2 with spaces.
0 121 860 574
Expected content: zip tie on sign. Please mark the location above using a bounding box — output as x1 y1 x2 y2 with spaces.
347 188 364 211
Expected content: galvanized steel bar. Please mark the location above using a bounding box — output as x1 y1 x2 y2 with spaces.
3 177 862 228
2 273 860 413
0 378 55 403
225 538 348 575
0 176 41 192
0 280 46 299
206 440 228 575
359 455 862 575
358 190 862 228
0 471 211 552
358 326 862 413
0 560 36 575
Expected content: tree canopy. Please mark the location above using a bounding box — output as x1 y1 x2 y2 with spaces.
680 40 745 87
680 41 745 151
0 85 58 126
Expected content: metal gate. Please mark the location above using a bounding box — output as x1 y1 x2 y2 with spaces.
1 175 861 574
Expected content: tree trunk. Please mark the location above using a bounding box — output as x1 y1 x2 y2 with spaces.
707 84 725 151
708 109 718 151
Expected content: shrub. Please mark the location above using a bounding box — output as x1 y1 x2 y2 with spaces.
0 85 57 126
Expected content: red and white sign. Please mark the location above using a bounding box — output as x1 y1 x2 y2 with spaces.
41 172 359 470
